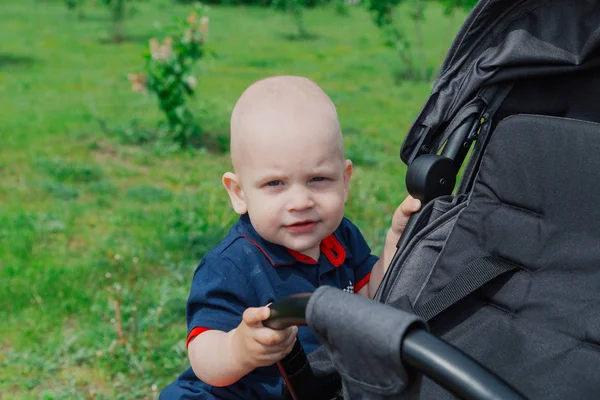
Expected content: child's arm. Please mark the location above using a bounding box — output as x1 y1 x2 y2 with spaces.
188 305 298 387
357 195 421 299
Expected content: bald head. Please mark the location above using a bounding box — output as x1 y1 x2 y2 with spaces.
229 75 344 172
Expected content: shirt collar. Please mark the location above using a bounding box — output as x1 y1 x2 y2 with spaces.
236 213 346 267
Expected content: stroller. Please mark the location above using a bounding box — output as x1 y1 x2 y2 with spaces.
265 0 600 398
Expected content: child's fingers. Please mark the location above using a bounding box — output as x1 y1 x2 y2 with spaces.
254 325 297 347
281 332 297 356
242 306 270 326
247 327 298 367
389 196 421 235
401 195 421 214
281 327 297 349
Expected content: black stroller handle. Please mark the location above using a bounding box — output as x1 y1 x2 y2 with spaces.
265 293 311 329
265 294 526 400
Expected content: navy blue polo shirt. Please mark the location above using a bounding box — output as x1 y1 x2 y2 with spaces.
160 213 378 400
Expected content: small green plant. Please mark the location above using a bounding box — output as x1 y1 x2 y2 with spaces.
36 158 103 183
334 0 350 16
94 253 184 394
64 0 85 19
128 6 208 149
41 181 80 200
100 0 136 43
162 204 229 259
126 185 174 204
365 0 429 81
272 0 311 39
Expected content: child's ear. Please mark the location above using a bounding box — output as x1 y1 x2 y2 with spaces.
222 172 248 214
343 159 353 201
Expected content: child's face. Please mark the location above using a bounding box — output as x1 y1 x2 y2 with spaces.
224 118 352 259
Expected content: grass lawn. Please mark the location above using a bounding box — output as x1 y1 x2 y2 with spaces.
0 0 466 398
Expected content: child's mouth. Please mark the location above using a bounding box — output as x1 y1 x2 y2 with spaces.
285 220 317 233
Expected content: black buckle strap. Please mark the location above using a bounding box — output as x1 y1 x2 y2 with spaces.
394 256 521 321
278 340 321 400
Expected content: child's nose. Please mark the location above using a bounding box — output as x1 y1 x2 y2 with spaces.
286 185 315 211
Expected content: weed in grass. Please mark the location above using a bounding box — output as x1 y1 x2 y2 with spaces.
88 180 118 207
84 253 188 396
245 58 280 69
88 180 118 196
125 185 174 204
341 126 362 136
163 225 229 260
0 212 37 263
101 118 160 146
334 0 350 16
392 63 439 84
0 54 37 69
41 181 80 201
188 131 230 153
35 215 68 235
35 158 103 184
134 152 155 167
346 147 381 167
162 205 229 260
279 31 319 41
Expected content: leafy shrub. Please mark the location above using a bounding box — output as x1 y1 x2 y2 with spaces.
128 6 209 149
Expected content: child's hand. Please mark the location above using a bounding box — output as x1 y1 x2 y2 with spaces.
390 195 421 236
230 305 298 370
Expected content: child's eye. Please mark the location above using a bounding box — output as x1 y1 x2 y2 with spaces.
266 180 283 187
311 177 327 182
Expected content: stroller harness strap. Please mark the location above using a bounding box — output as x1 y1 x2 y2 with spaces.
277 340 322 400
410 256 521 321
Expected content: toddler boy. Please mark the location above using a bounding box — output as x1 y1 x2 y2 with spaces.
161 75 420 399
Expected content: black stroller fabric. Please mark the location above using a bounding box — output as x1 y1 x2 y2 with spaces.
399 0 600 165
368 0 600 396
306 286 426 400
380 114 600 399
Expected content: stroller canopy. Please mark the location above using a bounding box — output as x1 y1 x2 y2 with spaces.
401 0 600 164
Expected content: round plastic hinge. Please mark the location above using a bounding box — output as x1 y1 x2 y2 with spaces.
406 155 456 203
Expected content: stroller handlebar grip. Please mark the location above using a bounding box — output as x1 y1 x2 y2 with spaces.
263 293 311 330
264 293 527 400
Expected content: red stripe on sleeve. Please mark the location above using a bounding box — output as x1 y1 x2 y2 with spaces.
186 327 212 348
354 272 371 293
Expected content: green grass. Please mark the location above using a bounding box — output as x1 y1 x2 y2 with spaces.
0 0 466 397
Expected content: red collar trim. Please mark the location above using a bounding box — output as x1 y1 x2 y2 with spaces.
287 234 346 267
239 233 296 267
286 249 318 264
240 233 346 267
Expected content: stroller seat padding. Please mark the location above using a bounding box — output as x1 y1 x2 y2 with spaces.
408 114 600 399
